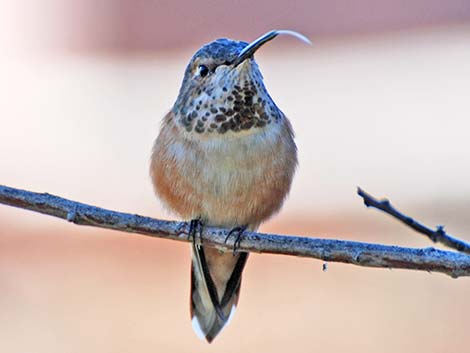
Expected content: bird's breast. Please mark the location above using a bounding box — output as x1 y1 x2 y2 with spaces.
151 114 297 228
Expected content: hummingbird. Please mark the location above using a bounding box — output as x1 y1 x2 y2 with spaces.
150 30 310 342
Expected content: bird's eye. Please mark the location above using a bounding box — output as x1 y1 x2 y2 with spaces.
198 65 209 77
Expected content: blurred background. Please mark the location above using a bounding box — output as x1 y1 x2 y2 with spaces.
1 1 470 352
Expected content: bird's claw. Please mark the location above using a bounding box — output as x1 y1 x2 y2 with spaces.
224 225 247 256
189 217 204 248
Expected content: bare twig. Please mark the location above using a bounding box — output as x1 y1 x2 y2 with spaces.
357 187 470 254
1 184 470 278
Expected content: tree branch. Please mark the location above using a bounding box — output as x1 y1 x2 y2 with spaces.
1 184 470 278
357 187 470 254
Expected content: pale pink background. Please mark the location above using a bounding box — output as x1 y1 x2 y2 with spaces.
1 1 470 352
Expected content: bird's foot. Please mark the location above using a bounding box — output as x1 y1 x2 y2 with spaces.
188 217 204 248
224 225 247 256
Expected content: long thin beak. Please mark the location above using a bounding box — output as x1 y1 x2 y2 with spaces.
232 30 312 67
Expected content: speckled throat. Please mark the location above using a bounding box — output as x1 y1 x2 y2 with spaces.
174 62 282 136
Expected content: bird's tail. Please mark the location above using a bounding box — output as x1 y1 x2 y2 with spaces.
190 244 248 343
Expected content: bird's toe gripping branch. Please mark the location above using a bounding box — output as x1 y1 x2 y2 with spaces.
189 217 204 248
225 225 247 255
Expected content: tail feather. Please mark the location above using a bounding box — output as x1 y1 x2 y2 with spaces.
190 244 248 342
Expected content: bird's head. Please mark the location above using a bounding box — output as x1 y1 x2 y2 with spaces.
172 30 310 137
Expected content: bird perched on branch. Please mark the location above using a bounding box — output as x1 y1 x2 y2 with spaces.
150 30 310 342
